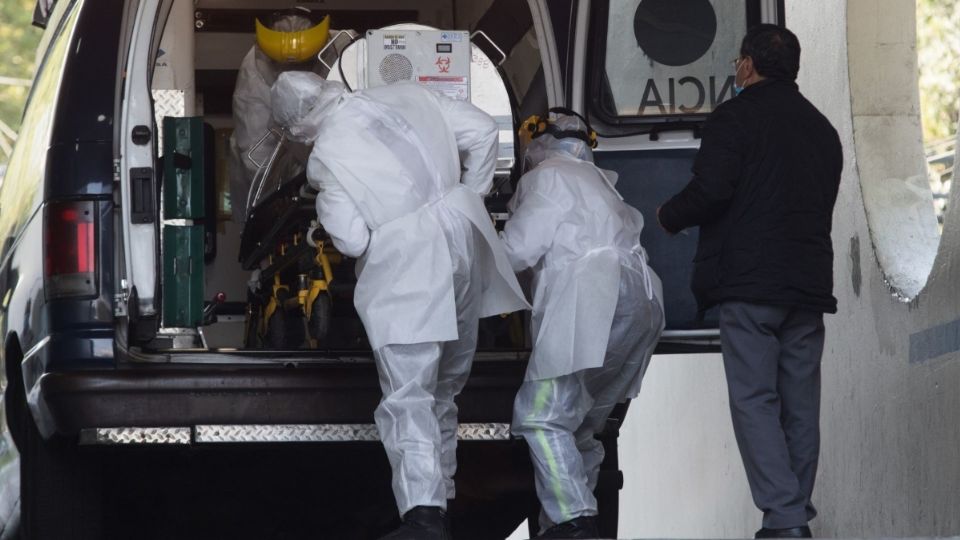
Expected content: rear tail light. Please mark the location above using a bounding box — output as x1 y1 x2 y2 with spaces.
44 200 98 299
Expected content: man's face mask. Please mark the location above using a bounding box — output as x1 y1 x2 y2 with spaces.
733 57 747 95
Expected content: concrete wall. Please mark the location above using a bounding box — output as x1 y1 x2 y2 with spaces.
616 1 960 537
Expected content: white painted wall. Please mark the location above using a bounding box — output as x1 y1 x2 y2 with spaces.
610 1 960 537
618 354 755 538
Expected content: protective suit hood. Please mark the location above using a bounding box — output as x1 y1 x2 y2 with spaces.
523 115 594 171
271 71 347 143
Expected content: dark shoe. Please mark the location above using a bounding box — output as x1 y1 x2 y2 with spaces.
535 516 600 538
755 526 812 538
379 506 451 540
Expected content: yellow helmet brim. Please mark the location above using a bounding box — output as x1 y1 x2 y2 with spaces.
255 15 330 64
518 114 544 149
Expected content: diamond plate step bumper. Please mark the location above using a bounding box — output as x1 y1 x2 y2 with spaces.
35 361 527 438
80 422 513 445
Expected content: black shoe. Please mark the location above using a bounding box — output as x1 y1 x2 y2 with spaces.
535 516 600 538
378 506 451 540
755 526 812 538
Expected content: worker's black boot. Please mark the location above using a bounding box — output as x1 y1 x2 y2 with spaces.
535 516 600 538
378 506 451 540
755 526 812 538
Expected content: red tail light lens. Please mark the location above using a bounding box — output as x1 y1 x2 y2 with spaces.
44 200 98 299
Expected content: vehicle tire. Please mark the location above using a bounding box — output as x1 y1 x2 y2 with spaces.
4 354 25 452
308 294 332 343
19 396 103 539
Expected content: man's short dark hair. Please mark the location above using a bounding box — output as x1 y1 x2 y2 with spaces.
740 24 801 81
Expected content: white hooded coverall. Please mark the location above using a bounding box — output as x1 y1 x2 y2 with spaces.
229 15 319 223
501 119 665 530
271 72 530 516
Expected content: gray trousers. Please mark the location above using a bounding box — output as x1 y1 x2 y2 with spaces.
719 301 824 529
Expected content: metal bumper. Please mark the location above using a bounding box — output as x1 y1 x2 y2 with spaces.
36 360 527 439
80 422 513 445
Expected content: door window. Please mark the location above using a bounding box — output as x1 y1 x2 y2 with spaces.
592 0 760 122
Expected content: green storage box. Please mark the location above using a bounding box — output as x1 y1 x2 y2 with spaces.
163 225 204 327
163 116 205 220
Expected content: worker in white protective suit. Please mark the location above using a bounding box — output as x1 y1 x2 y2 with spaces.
270 71 530 540
502 112 665 539
229 7 330 223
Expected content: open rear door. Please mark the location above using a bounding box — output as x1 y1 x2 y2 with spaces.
116 0 171 321
567 0 784 353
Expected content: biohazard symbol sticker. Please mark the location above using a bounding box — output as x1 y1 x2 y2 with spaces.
436 56 451 73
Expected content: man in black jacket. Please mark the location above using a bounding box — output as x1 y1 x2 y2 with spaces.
658 25 842 539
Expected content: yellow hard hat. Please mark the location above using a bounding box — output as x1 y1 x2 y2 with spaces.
518 114 547 149
255 13 330 64
518 108 598 149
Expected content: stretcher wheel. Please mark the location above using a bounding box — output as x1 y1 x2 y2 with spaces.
245 303 262 348
267 307 308 349
265 307 287 349
309 294 332 343
285 307 307 349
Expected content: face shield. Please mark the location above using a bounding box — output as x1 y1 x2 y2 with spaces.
271 71 346 143
521 115 595 172
255 10 330 64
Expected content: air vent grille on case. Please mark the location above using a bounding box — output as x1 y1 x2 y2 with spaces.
378 53 413 84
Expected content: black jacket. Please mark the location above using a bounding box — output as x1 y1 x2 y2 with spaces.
659 78 843 313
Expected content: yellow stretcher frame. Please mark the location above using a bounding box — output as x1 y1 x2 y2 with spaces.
258 236 337 349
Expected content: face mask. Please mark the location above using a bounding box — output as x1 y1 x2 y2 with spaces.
733 58 746 95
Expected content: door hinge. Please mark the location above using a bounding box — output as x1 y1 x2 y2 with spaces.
113 159 123 205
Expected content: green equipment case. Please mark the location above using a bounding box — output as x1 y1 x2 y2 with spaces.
162 116 205 327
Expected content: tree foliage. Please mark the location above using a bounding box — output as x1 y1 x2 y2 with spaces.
917 0 960 143
0 0 42 163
